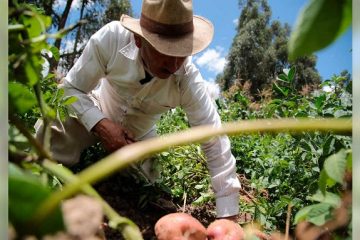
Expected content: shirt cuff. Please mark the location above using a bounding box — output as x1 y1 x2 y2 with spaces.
79 107 106 131
216 193 240 218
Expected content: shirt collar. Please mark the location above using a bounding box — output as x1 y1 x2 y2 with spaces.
119 34 139 61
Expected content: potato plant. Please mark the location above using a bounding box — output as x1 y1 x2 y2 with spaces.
157 72 352 235
8 0 352 239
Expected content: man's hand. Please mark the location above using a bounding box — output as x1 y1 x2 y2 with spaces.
92 118 135 152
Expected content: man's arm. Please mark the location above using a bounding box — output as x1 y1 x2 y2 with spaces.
62 23 112 131
180 62 241 219
63 22 134 151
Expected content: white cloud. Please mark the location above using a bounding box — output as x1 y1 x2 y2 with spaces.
55 0 80 8
194 47 227 74
54 0 95 10
233 18 239 26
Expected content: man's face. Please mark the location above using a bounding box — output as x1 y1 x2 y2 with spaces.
135 35 187 79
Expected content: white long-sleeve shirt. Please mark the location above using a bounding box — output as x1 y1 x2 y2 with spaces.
62 21 241 217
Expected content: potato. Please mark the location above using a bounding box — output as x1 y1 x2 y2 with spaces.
155 213 207 240
207 219 245 240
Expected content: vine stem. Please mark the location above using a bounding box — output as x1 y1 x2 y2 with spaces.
42 159 143 240
9 115 143 239
32 118 351 224
285 203 292 240
9 114 52 160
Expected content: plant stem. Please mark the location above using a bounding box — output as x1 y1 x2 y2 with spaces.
9 114 143 239
9 114 52 160
42 159 143 240
32 118 352 225
285 203 292 240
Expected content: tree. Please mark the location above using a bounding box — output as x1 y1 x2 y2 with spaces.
56 0 133 74
20 0 132 76
217 0 321 99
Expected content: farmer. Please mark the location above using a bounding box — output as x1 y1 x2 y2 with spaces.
36 0 241 220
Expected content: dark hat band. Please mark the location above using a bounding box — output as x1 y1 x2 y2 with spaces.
140 13 194 37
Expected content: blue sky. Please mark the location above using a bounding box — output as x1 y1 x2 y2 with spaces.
130 0 352 83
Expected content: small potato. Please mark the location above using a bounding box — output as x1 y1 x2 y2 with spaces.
155 213 207 240
207 219 245 240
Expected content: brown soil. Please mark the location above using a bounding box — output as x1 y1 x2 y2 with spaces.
93 172 217 240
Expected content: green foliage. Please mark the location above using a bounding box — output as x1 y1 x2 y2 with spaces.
289 0 352 60
157 108 211 203
156 68 352 233
323 149 348 185
218 68 351 232
9 163 64 237
8 2 74 126
8 82 37 114
294 149 351 228
8 0 352 238
8 2 77 237
218 0 321 97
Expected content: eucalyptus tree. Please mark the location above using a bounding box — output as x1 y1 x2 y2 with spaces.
218 0 321 99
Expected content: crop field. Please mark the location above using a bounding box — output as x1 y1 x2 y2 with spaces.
8 0 352 239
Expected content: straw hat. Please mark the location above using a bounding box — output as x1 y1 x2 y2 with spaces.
120 0 214 57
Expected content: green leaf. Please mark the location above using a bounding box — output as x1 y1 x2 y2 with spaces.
277 73 288 82
39 14 52 29
324 149 347 184
8 82 37 114
338 0 352 37
9 163 64 237
314 94 326 110
24 59 39 86
294 203 333 226
45 104 57 119
288 66 296 82
288 0 352 60
62 96 78 106
294 205 313 224
273 82 287 97
318 169 328 194
23 16 42 38
307 203 333 226
23 13 51 38
49 46 60 61
322 136 335 156
308 191 341 207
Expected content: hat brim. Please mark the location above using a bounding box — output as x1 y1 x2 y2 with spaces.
120 14 214 57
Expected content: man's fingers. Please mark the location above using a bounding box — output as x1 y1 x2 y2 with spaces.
124 130 136 143
125 137 135 144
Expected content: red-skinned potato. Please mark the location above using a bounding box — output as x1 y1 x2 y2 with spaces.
155 213 207 240
207 219 245 240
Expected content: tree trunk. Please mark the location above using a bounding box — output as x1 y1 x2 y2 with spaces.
49 0 74 72
69 0 86 67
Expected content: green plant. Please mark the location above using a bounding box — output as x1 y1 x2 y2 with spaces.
8 1 352 239
288 0 352 60
8 2 142 239
294 149 352 238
